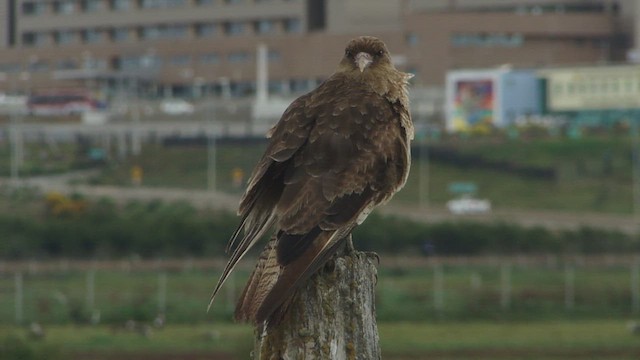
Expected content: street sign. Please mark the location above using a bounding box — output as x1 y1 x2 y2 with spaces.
448 182 477 194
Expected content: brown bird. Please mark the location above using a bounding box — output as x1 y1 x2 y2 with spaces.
208 36 414 326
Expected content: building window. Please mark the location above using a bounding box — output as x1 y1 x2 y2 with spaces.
452 33 523 47
22 2 47 15
110 0 131 10
81 0 105 11
290 78 311 92
283 18 301 33
165 25 188 38
140 26 160 40
406 33 418 47
225 22 245 36
110 28 130 42
255 20 275 35
82 57 108 70
139 0 186 8
140 25 188 40
552 83 563 95
610 80 619 93
111 28 131 42
228 51 249 63
27 61 50 73
83 29 104 43
169 54 192 66
22 32 47 47
0 63 22 73
22 32 37 46
115 54 160 71
56 59 79 70
195 23 217 37
55 30 77 45
199 53 220 64
53 0 75 14
268 50 281 62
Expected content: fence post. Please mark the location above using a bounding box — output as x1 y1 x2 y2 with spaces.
500 263 511 311
470 271 482 291
158 272 167 315
632 258 640 314
253 243 380 359
86 269 95 313
565 264 575 311
433 262 444 314
15 272 23 325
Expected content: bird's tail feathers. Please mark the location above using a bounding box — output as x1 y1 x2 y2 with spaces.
251 230 347 326
208 212 276 312
225 215 247 254
234 235 281 322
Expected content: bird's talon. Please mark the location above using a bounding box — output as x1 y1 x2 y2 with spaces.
364 251 380 264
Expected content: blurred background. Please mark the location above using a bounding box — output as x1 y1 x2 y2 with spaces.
1 0 640 359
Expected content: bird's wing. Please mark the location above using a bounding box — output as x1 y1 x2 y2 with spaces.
236 80 412 325
208 94 315 311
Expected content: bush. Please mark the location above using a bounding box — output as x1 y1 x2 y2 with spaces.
0 335 64 360
0 196 638 259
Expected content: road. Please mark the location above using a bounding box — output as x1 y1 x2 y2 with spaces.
4 171 639 235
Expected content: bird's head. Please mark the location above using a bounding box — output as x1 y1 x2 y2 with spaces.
339 36 394 75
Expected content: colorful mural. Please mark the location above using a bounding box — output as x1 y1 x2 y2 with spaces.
451 79 494 131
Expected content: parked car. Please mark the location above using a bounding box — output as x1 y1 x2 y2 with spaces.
28 92 105 116
160 99 195 115
447 196 491 215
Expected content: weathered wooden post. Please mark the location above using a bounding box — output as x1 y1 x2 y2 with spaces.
253 239 381 360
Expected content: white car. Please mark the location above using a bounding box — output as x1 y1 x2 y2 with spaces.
160 99 195 115
447 196 491 215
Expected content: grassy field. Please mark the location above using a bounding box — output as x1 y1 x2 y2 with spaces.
2 259 640 326
2 320 640 359
1 132 635 214
84 134 637 214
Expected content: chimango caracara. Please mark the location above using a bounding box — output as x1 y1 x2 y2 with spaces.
209 36 414 326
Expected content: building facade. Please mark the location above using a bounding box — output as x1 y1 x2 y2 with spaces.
0 0 637 98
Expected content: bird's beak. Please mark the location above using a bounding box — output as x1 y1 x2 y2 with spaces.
355 52 373 73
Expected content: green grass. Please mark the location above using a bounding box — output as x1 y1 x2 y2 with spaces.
395 135 634 213
2 262 640 326
2 258 640 359
0 142 80 176
3 133 636 214
2 320 640 359
90 142 265 194
85 134 638 214
380 320 640 358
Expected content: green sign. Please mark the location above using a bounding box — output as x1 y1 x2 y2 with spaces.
448 182 477 194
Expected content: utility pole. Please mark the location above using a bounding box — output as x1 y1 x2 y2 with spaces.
632 118 640 224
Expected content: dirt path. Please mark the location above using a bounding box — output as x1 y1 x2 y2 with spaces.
4 172 638 234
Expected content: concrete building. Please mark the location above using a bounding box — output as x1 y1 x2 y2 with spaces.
0 0 637 97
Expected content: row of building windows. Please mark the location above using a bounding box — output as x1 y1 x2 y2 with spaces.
0 50 282 74
21 19 302 46
451 33 524 48
22 0 297 15
125 50 281 68
551 77 640 96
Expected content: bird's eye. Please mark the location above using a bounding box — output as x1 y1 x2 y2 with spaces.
376 50 384 56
